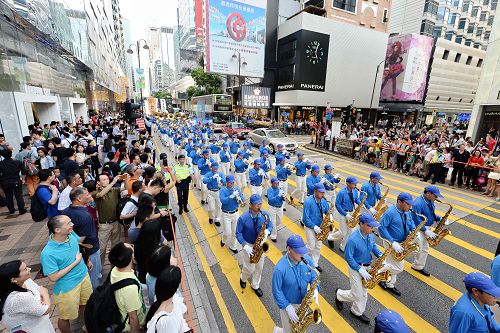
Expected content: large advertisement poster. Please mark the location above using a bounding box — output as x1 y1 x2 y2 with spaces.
380 34 434 102
195 0 204 45
135 68 145 89
205 0 267 77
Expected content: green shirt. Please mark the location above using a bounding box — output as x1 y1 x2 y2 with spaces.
93 187 120 222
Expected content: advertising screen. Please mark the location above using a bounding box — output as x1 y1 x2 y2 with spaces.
380 34 434 102
205 0 267 77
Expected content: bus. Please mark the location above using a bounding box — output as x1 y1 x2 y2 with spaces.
190 94 233 128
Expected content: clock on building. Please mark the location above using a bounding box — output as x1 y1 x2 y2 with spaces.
305 40 324 64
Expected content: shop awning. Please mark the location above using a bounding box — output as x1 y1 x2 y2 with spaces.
379 102 424 113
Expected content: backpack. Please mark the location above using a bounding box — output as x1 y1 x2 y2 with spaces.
22 152 38 176
117 197 138 226
30 186 48 222
84 276 140 333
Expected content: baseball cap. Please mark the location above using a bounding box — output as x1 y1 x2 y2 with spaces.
359 212 380 227
250 194 262 205
314 183 326 193
222 143 228 148
425 185 443 198
271 177 279 184
211 162 219 168
237 151 243 156
276 156 284 162
324 164 333 170
254 159 261 165
375 310 409 333
370 171 383 180
226 174 235 183
202 150 209 155
286 235 309 255
262 149 269 155
277 143 283 148
297 152 304 157
311 165 320 172
397 192 415 205
346 176 358 184
464 272 500 297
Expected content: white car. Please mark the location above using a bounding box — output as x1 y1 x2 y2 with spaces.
248 128 298 154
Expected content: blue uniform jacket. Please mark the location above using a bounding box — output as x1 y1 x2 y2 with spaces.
411 195 440 231
234 159 248 173
203 171 226 190
378 206 416 243
276 164 292 181
335 187 361 216
449 292 500 333
229 142 240 154
492 254 500 288
302 196 330 229
344 229 382 271
235 210 273 245
306 175 322 196
294 160 311 177
275 151 291 164
249 167 264 186
323 173 340 191
267 186 284 208
209 143 221 154
219 150 231 163
220 186 244 212
360 181 382 209
261 158 272 172
198 157 215 175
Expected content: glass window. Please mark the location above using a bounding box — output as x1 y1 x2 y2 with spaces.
445 31 455 40
480 11 487 21
488 15 494 25
484 30 491 40
474 42 481 48
458 18 467 29
455 53 462 62
333 0 357 13
467 24 475 33
465 39 472 46
421 19 435 35
472 7 479 17
466 55 473 64
492 1 497 10
456 36 463 43
483 0 489 5
476 27 484 37
449 13 458 24
442 50 450 59
278 65 295 85
477 58 483 67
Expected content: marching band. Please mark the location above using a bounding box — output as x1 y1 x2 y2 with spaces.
152 116 474 332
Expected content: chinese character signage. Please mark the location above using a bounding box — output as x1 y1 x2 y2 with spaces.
205 0 267 78
380 33 434 102
242 85 270 108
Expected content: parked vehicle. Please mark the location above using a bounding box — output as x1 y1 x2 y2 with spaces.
247 128 298 154
223 122 251 139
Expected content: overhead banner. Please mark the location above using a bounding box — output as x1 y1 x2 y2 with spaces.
380 33 434 102
159 99 167 112
135 68 145 89
205 0 267 78
195 0 204 45
242 85 270 108
146 97 157 115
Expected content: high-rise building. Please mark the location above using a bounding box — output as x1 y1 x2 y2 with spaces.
111 0 126 74
178 0 197 50
321 0 392 32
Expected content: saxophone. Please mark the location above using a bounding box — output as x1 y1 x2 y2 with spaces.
316 200 335 241
428 199 453 247
290 259 322 333
373 182 390 221
235 189 246 207
391 211 427 261
362 245 392 289
347 190 368 228
249 210 269 264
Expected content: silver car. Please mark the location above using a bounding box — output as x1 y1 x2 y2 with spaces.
248 128 298 154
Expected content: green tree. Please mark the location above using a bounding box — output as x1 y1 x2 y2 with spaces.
154 91 172 99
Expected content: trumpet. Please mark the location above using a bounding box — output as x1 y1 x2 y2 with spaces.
285 163 296 172
320 176 335 189
235 190 247 207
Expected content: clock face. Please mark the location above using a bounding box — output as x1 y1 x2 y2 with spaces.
305 40 324 64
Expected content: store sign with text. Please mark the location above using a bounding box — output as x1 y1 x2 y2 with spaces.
242 85 270 108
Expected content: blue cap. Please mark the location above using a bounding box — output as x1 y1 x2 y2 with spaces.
277 143 283 148
324 164 333 170
314 183 326 193
370 171 383 180
359 212 380 227
425 185 443 198
237 151 243 156
271 177 279 184
262 149 269 155
375 310 409 333
464 272 500 297
222 143 228 148
397 192 415 205
297 152 304 157
311 165 320 172
254 159 261 165
211 162 219 168
250 194 262 205
346 176 358 184
226 174 235 183
202 150 209 155
276 156 284 162
286 235 309 255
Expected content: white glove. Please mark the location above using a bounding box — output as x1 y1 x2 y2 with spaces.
258 169 265 176
244 244 253 257
425 229 437 239
415 231 422 242
392 241 404 253
358 267 372 280
232 190 239 198
346 213 353 221
304 158 309 163
313 226 322 234
265 172 270 179
278 190 285 197
213 174 220 180
286 305 299 323
335 173 341 178
244 159 248 164
320 178 326 184
264 229 270 237
207 161 212 167
313 288 319 306
369 207 378 215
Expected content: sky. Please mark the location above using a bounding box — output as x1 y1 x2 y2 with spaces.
120 0 179 41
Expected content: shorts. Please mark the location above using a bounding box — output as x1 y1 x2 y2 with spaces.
53 274 92 320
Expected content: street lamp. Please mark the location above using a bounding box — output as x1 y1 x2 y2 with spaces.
370 59 385 124
127 39 150 110
232 51 247 121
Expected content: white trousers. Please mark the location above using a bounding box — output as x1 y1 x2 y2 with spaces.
222 211 239 250
382 243 405 288
230 154 236 171
412 231 430 270
250 184 263 197
324 190 336 241
193 165 199 188
337 266 368 316
201 181 208 201
212 153 221 164
279 180 289 209
331 216 355 251
305 226 322 267
291 175 306 203
221 162 230 176
240 250 265 289
207 190 222 222
235 173 246 191
268 205 283 240
275 304 300 333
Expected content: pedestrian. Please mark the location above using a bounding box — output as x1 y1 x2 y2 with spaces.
450 144 469 187
0 260 55 332
145 245 178 305
58 171 83 211
35 169 60 218
0 149 26 215
465 150 484 190
40 215 92 333
173 154 192 214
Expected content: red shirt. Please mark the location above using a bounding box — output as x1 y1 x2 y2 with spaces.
468 156 484 167
487 139 497 152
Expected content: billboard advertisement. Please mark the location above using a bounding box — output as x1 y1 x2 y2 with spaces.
242 85 270 108
380 34 434 102
179 49 201 74
135 68 145 89
195 0 204 45
205 0 267 78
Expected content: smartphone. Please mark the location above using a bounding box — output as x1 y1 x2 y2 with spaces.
162 159 168 167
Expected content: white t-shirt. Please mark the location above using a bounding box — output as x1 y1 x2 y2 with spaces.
146 294 188 333
120 195 139 217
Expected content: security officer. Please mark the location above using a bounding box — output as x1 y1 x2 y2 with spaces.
276 156 292 211
335 213 383 324
219 143 231 176
333 176 362 252
234 151 249 191
267 177 285 243
302 182 331 272
360 171 383 216
378 192 417 296
306 165 322 196
449 272 500 333
219 174 244 254
410 185 442 277
290 152 312 204
203 162 226 227
272 235 318 333
236 194 273 297
249 159 266 197
375 310 409 333
198 150 215 205
173 154 193 214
